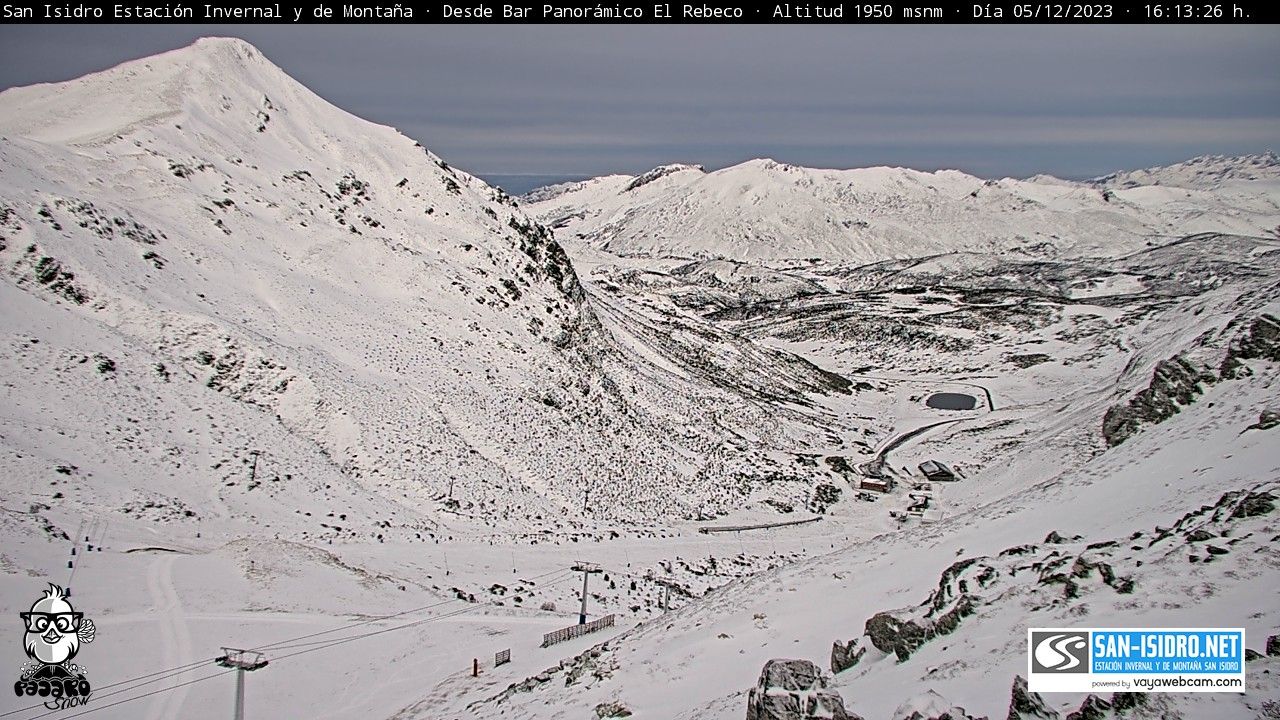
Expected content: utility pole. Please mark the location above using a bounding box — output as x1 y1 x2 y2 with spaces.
571 562 602 624
216 648 268 720
654 578 676 612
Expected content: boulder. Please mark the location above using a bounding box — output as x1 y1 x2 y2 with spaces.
831 638 866 674
1267 634 1279 657
1247 409 1280 431
746 659 859 720
761 658 822 692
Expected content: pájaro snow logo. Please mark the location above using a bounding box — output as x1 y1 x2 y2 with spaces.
13 584 95 709
1030 631 1089 673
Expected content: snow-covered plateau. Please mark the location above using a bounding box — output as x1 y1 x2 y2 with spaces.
0 38 1276 720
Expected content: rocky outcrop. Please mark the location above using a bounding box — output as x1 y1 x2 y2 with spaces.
1108 693 1145 712
1063 695 1110 720
1102 355 1214 446
594 700 633 718
746 659 858 720
1007 675 1058 720
831 637 866 674
1247 409 1280 431
1219 313 1280 379
891 690 987 720
623 163 704 192
820 482 1274 717
1267 634 1280 657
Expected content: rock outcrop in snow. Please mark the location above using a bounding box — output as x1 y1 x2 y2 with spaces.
746 659 856 720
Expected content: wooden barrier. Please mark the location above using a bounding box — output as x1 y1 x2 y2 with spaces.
495 648 511 666
541 614 615 648
697 516 822 534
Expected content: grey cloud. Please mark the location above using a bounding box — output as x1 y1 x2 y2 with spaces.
1 24 1276 181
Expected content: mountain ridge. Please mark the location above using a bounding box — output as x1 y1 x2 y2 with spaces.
526 152 1280 263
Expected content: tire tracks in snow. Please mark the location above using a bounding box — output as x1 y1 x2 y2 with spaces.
144 553 195 720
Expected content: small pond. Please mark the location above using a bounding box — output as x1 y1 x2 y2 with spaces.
926 392 977 411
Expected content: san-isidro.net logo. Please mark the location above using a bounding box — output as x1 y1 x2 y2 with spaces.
1028 627 1246 693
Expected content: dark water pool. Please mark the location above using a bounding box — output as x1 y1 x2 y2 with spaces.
926 392 977 410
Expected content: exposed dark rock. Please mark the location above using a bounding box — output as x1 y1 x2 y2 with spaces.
1064 695 1110 720
745 659 857 720
1267 634 1279 657
1185 528 1215 542
1008 675 1059 720
624 164 704 192
866 612 927 661
999 544 1038 557
760 658 821 692
595 700 633 718
1247 409 1280 431
892 690 987 720
1007 353 1053 368
1109 692 1145 712
1102 355 1213 446
1219 313 1280 379
1245 648 1263 661
821 454 855 475
509 216 584 303
1231 490 1275 519
865 594 976 662
831 638 866 674
810 484 842 514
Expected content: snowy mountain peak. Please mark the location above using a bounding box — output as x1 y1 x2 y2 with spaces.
528 150 1280 263
1094 150 1280 189
0 37 321 147
622 163 704 192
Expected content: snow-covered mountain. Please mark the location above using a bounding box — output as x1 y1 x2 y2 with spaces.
500 153 1280 719
466 231 1280 719
1094 150 1280 190
0 36 862 550
1 37 1277 720
527 156 1280 263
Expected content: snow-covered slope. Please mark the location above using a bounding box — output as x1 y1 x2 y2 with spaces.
460 235 1280 720
1094 150 1280 190
527 157 1280 263
0 37 859 549
2 37 1278 720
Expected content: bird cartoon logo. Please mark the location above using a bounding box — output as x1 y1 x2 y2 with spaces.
14 584 94 707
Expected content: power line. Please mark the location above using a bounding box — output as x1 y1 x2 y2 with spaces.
246 597 462 653
12 603 488 720
2 656 224 719
16 668 237 720
12 568 588 720
9 567 576 717
268 604 484 662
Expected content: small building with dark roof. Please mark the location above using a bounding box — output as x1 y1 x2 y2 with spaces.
918 460 958 482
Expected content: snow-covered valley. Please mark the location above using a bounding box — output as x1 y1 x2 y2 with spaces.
1 37 1277 720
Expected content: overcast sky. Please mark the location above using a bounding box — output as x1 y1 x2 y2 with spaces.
1 25 1277 189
